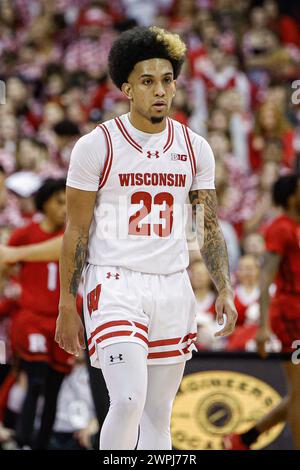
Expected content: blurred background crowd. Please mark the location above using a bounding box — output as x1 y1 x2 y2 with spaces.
0 0 300 449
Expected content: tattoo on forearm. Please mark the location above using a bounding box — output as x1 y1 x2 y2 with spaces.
69 234 88 297
189 189 231 292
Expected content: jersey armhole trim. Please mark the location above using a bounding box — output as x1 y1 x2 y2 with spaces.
181 125 196 177
163 118 174 153
97 124 113 189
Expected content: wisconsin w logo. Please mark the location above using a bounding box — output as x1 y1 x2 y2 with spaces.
146 150 160 159
87 284 101 316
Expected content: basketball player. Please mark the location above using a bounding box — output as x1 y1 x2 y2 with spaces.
55 26 238 450
7 178 74 449
224 174 300 450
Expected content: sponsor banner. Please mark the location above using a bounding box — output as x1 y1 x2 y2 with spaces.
171 353 293 450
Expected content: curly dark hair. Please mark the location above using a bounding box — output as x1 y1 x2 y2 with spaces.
34 178 66 213
272 174 300 209
108 26 186 89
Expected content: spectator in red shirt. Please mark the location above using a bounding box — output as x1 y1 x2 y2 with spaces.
243 161 280 235
7 178 74 449
264 0 300 48
234 255 260 326
225 174 300 450
249 101 295 171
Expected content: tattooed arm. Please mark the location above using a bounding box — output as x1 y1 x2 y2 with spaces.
55 187 97 356
189 189 237 336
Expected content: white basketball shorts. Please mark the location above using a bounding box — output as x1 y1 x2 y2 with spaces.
83 264 197 368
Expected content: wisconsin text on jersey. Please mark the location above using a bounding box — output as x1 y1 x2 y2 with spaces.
119 172 187 187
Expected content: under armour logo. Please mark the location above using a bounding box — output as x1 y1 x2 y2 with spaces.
106 272 120 280
109 354 124 364
146 150 160 159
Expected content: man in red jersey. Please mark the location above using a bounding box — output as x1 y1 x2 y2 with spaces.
224 174 300 450
7 178 74 449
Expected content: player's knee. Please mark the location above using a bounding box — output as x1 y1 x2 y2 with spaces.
112 392 145 420
145 400 173 428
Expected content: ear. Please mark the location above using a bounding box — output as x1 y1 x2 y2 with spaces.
121 82 133 101
172 79 177 98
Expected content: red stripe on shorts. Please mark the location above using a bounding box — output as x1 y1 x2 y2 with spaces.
96 330 132 343
134 332 149 345
89 344 96 356
90 321 132 343
147 350 182 359
148 337 181 347
147 347 194 359
182 333 197 343
89 320 148 345
133 321 149 333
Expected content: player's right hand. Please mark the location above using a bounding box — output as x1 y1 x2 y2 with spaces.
55 309 86 356
256 326 271 359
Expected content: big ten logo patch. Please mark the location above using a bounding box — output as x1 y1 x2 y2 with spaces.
171 371 284 450
171 153 188 162
87 284 102 316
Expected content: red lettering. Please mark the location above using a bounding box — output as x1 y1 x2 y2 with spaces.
119 174 131 186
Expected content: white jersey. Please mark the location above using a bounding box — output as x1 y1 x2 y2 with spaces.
67 113 215 274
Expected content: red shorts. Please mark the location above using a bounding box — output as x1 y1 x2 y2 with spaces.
11 309 75 374
269 295 300 353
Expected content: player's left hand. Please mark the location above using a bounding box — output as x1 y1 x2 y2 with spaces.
214 288 238 337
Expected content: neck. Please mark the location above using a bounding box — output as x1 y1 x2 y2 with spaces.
40 218 60 234
129 108 167 133
286 208 300 223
